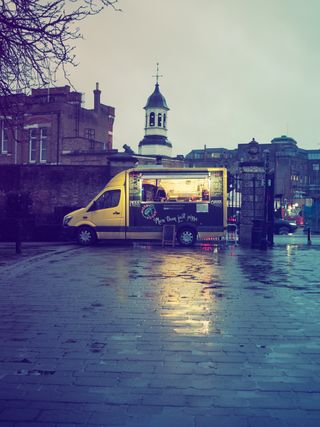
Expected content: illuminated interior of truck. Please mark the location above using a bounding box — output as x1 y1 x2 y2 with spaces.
141 176 210 203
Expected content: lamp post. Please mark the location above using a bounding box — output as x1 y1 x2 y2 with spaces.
264 149 274 246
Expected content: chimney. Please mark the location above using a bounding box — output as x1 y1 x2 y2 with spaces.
93 82 101 111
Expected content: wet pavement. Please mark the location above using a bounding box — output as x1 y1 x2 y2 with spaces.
0 235 320 426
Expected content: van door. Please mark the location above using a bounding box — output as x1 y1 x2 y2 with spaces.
88 188 125 239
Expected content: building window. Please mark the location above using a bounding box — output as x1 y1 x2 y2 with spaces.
158 113 162 127
309 153 320 160
29 129 37 162
40 127 48 162
1 123 8 154
149 112 155 127
312 163 320 171
163 114 166 128
85 128 95 139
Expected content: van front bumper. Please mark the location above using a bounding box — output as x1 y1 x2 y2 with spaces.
62 225 77 240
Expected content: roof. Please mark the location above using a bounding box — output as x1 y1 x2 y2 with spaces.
185 148 236 158
187 148 231 154
139 135 172 148
271 135 297 145
144 83 169 110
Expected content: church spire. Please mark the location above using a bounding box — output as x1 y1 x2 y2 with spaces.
153 62 163 85
144 63 169 110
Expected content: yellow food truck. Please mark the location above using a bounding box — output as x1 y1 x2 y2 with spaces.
63 167 227 246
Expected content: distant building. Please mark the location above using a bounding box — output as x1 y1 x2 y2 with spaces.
186 135 320 205
186 146 238 173
0 84 115 165
307 150 320 199
269 135 309 202
138 73 172 157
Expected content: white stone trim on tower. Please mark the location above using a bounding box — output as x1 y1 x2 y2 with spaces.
139 144 172 157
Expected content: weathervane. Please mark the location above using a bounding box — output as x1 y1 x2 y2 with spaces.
153 62 163 84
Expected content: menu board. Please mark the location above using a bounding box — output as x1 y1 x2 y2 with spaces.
210 171 223 198
129 172 141 202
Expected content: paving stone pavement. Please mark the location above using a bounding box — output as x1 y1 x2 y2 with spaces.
0 236 320 426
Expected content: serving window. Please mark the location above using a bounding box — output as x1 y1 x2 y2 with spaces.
141 179 209 203
140 175 210 203
129 171 224 206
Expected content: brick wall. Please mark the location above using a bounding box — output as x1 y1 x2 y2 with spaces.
62 137 105 152
0 164 111 221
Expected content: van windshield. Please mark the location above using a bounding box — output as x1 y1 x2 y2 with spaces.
95 189 120 210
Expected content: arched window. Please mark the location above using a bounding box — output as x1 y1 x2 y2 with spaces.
158 113 162 127
149 112 155 126
163 114 166 128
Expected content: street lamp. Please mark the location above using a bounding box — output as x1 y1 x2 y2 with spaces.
263 149 274 246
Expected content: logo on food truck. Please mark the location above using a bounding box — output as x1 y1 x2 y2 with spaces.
141 204 157 220
153 213 198 226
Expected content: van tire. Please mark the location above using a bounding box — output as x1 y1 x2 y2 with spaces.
177 227 197 247
77 226 97 246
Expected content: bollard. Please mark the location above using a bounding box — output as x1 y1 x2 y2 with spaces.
307 227 312 245
251 219 267 249
15 219 22 254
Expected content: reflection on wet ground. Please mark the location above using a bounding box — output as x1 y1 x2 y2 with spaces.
108 238 320 344
237 237 320 294
1 237 320 425
90 235 320 337
125 248 223 336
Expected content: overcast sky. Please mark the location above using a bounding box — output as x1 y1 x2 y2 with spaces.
62 0 320 155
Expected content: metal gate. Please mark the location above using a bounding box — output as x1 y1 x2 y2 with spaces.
227 173 241 224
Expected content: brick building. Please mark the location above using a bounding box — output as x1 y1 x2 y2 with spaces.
0 84 115 165
186 136 320 206
307 150 320 199
238 136 309 204
185 146 238 173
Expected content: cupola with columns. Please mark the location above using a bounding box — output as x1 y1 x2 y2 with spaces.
138 64 172 157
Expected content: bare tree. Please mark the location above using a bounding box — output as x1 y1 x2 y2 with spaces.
0 0 121 98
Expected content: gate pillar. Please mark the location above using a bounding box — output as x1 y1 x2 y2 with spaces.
239 139 267 247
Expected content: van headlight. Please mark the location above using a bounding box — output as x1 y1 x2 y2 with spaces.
63 215 72 226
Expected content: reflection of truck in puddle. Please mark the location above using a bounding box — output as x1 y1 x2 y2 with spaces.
63 167 227 246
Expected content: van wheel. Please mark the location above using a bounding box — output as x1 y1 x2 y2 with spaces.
77 226 97 246
177 227 197 247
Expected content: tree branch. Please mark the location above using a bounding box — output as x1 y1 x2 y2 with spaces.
0 0 121 102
